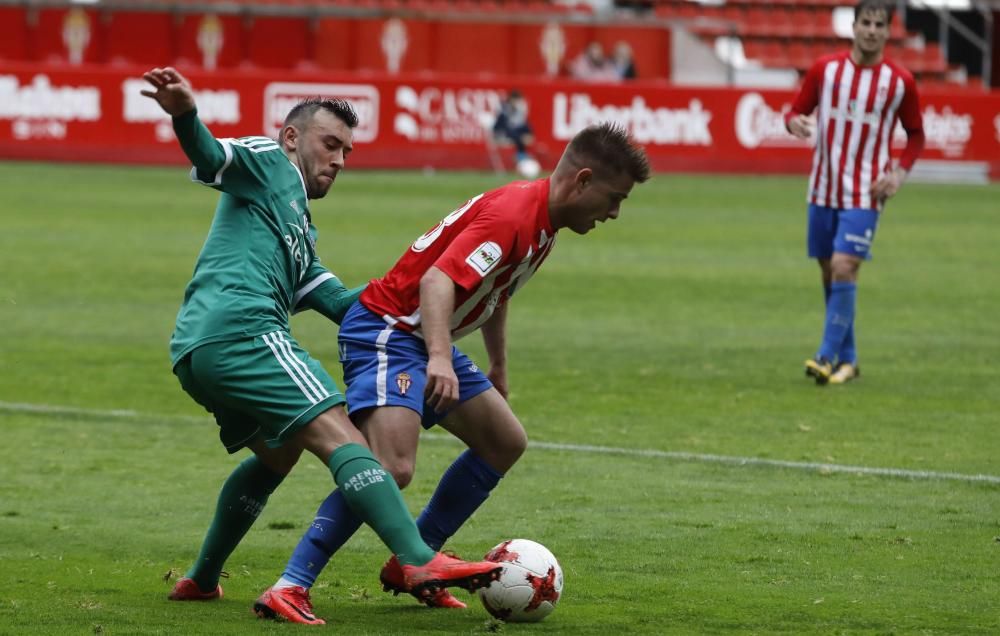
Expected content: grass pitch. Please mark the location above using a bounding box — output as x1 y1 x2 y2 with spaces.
1 162 998 634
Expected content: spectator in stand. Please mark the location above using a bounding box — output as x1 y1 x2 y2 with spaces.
612 41 637 80
492 89 535 165
569 41 620 82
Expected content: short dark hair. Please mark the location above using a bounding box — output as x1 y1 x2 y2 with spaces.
566 123 650 184
855 0 894 24
283 97 359 131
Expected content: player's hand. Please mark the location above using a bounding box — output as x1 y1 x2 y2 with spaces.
488 365 509 401
787 114 815 140
872 166 907 203
140 67 196 117
425 355 459 413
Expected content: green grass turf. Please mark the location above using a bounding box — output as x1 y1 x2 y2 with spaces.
1 162 998 634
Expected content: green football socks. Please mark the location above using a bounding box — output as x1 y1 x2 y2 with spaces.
328 443 435 566
186 455 284 591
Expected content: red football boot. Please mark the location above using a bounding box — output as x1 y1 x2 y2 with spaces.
401 552 502 602
168 577 222 601
253 586 325 625
380 555 468 608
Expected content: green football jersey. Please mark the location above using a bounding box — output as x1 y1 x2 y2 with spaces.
169 110 356 366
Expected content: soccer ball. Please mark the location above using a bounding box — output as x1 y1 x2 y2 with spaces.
515 157 541 179
477 539 563 622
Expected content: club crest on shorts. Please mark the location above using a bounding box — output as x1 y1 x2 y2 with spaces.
396 372 412 395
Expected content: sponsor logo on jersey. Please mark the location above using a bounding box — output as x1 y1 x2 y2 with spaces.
396 372 412 395
263 82 379 142
284 219 312 281
466 241 503 276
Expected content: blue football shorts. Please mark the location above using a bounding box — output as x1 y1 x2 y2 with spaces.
338 302 494 429
807 204 879 260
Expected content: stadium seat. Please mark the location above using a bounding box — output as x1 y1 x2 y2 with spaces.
743 7 783 38
0 7 28 61
789 6 831 40
786 40 811 71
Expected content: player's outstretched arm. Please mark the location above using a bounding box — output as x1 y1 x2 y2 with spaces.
140 67 195 117
141 66 228 177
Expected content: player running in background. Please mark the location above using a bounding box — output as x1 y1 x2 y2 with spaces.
254 123 650 623
785 0 924 385
141 67 502 623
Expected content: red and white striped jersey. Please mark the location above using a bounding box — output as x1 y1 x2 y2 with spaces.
787 51 924 210
360 178 556 341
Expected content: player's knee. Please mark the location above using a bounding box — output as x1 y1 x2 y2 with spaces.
491 423 528 470
297 405 367 461
831 263 858 281
380 457 415 489
255 444 302 476
505 426 528 463
830 256 860 281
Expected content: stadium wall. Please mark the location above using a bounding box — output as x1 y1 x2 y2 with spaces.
1 64 998 181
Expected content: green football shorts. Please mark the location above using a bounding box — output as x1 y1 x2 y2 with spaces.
174 330 346 453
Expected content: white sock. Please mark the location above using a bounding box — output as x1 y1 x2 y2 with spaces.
273 576 303 590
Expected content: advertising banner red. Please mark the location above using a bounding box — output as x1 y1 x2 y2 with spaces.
0 63 998 180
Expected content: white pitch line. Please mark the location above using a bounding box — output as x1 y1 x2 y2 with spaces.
3 400 999 485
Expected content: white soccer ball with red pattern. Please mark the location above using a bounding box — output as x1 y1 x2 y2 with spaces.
477 539 563 622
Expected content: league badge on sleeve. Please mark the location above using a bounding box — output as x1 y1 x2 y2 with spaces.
466 241 503 277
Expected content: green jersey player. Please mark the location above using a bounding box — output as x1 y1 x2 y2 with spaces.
142 67 501 624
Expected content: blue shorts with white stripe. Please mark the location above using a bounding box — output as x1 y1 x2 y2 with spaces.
338 302 493 429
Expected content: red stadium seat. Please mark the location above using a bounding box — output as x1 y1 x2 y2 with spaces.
786 40 812 71
921 43 948 74
789 6 831 39
743 6 771 37
678 1 701 19
0 7 29 61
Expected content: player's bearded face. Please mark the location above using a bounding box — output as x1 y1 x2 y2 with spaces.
298 111 354 200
